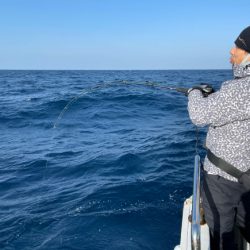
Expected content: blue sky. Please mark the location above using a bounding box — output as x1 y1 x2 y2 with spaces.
0 0 249 70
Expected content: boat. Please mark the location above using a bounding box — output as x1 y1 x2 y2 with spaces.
174 155 250 250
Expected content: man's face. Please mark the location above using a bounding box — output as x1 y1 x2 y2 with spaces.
230 46 248 65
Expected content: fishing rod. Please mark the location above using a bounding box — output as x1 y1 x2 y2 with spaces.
53 80 212 128
150 85 189 94
116 80 190 94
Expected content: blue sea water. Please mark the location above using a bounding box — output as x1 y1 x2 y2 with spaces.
0 70 232 250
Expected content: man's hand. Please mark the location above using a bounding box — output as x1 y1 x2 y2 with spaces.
187 84 214 97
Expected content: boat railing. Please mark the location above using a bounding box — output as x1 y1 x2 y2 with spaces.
191 155 201 250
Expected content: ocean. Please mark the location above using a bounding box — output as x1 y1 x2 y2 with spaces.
0 70 232 250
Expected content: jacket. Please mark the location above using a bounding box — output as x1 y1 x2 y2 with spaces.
188 65 250 182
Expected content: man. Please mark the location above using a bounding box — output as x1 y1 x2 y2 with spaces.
187 26 250 249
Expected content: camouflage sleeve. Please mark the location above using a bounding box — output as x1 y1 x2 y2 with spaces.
187 80 250 127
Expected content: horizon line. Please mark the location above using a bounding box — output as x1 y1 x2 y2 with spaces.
0 68 231 71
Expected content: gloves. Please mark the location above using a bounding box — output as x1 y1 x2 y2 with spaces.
187 84 214 97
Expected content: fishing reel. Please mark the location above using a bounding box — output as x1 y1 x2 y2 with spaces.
186 84 214 97
172 84 214 97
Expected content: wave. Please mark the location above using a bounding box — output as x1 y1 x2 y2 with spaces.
0 70 229 250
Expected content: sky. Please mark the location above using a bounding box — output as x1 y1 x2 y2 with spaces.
0 0 249 70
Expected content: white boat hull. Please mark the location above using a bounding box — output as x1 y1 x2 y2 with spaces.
174 196 250 250
174 196 210 250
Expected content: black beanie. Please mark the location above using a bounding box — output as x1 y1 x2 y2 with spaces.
235 26 250 53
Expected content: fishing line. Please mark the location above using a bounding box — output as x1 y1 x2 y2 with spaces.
53 81 188 128
48 81 201 178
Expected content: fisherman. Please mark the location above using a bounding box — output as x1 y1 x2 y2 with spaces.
187 26 250 249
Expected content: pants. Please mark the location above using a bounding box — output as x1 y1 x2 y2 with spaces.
201 171 250 250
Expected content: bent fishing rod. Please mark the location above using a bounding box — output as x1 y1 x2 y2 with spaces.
53 81 212 128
